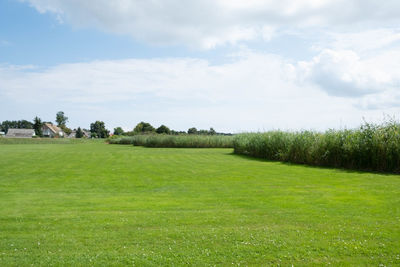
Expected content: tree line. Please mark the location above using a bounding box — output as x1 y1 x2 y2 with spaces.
1 112 231 138
113 121 228 136
0 112 88 138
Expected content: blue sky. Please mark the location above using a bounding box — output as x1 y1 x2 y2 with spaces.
0 0 199 64
1 0 400 132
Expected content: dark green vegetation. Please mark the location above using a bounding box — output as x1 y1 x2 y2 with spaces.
1 141 400 265
75 127 84 138
33 117 43 137
108 134 234 148
0 120 33 134
1 114 229 139
234 120 400 173
90 121 110 138
122 122 225 136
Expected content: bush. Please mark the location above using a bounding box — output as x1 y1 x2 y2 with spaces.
156 125 171 134
107 136 136 145
233 120 400 173
108 134 234 148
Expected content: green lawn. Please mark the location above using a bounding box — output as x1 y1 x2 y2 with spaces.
0 142 399 266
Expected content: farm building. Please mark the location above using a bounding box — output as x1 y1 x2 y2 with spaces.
42 123 64 138
5 129 35 138
67 129 91 138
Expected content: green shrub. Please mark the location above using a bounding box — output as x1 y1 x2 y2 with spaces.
108 134 234 148
107 136 136 145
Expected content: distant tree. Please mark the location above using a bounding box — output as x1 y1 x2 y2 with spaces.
209 127 216 135
113 127 124 136
171 130 186 135
33 117 43 137
134 122 155 134
156 125 171 134
56 111 68 127
187 127 198 135
90 121 109 138
0 120 33 134
124 131 135 136
198 129 208 135
75 127 84 138
60 125 72 135
20 120 33 129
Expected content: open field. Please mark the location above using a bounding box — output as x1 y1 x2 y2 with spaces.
0 137 103 145
0 141 400 265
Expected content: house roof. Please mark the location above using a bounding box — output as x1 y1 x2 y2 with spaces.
5 128 35 138
43 123 63 134
67 129 91 138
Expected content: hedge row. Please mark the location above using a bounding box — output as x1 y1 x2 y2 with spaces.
233 121 400 173
108 134 234 148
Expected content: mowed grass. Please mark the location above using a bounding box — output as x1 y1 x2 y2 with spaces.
0 142 399 266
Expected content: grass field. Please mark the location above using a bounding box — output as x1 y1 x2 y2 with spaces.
0 141 400 266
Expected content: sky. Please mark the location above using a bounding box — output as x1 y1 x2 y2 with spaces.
1 0 400 133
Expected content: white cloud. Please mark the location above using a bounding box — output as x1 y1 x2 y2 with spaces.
3 1 399 131
1 51 398 132
297 28 400 100
299 49 392 97
308 28 400 56
21 0 400 48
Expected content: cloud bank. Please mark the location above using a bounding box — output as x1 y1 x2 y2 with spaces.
1 50 399 131
22 0 400 48
3 1 399 131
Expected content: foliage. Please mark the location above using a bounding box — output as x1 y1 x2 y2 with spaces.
209 127 216 135
0 143 399 265
60 125 72 135
90 121 109 138
108 134 233 148
113 127 124 136
233 120 400 173
33 116 43 137
170 130 187 135
0 120 33 134
108 136 136 145
133 122 155 134
75 127 84 138
156 125 171 134
123 130 136 136
56 111 68 127
187 127 197 134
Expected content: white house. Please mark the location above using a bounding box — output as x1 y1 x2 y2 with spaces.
42 123 64 138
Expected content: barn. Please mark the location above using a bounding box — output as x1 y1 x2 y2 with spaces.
5 129 35 138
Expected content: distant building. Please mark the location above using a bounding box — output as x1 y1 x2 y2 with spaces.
42 123 64 138
67 132 75 138
67 129 91 138
0 131 5 136
5 129 35 138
